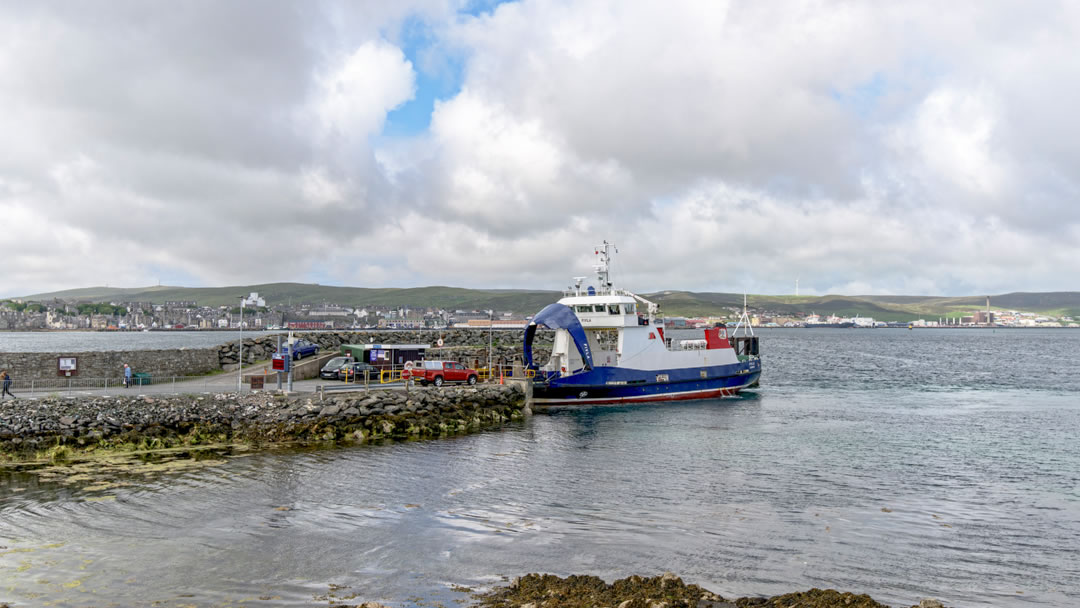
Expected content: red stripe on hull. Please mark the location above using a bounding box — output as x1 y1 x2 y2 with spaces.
533 385 749 406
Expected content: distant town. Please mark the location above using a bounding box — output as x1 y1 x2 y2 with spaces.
1 291 1076 331
0 292 528 331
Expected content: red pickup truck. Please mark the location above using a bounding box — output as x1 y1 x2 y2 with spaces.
415 360 479 387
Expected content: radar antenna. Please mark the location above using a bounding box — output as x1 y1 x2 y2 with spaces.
572 276 587 296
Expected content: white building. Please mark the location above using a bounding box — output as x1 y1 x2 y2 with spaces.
242 292 266 307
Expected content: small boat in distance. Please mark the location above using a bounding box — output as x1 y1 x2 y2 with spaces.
523 242 761 405
805 314 855 328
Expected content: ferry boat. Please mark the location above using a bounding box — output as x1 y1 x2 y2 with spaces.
523 242 761 405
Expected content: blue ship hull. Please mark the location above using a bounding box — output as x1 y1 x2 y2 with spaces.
532 359 761 405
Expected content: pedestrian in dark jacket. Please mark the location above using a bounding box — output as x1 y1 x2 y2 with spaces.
1 371 14 400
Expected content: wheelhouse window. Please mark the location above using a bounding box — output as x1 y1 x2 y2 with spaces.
593 305 606 313
575 305 591 313
607 304 621 315
622 303 636 314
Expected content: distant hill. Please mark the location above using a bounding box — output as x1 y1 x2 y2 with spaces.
642 290 1080 321
23 283 561 314
19 284 1080 320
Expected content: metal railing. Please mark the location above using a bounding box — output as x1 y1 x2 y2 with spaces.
3 374 258 397
0 361 536 400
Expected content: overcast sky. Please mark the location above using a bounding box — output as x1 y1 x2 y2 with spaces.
2 0 1079 298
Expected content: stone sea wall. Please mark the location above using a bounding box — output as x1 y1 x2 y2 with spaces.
0 329 554 381
0 349 220 381
0 384 528 459
218 328 553 369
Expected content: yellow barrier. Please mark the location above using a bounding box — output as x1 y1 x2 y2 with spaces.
355 363 535 385
380 369 407 383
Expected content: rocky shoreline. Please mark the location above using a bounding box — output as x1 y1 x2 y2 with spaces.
0 384 528 463
0 573 951 608
471 573 949 608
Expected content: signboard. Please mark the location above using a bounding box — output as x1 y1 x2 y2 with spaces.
249 376 264 390
272 354 290 372
57 356 78 377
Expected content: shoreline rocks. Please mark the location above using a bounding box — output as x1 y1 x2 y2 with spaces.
472 573 950 608
0 384 527 463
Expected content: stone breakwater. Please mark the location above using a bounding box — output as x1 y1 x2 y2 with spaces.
0 384 527 461
0 328 553 382
217 328 554 369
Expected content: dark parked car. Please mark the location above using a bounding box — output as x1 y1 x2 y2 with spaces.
279 339 319 360
319 356 354 379
337 362 379 382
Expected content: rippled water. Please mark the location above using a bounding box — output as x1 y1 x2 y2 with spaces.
2 329 1078 607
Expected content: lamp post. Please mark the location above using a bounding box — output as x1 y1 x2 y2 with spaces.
237 296 245 393
488 309 493 380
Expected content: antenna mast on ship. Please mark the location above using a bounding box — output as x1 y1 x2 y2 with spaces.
592 240 660 322
734 293 754 336
594 240 617 291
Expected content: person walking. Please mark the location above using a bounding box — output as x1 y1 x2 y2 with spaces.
123 363 132 388
1 371 14 400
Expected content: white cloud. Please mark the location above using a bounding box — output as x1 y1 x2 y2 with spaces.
316 40 416 141
889 86 1009 198
3 0 1080 298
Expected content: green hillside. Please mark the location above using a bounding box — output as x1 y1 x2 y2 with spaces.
21 284 1080 320
645 292 916 321
645 290 1080 321
24 283 560 314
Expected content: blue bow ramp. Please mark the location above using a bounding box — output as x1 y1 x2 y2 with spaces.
523 303 593 369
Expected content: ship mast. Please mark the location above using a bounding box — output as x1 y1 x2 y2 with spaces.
593 240 616 291
591 240 659 322
733 293 754 336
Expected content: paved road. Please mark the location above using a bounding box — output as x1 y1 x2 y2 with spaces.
4 366 409 400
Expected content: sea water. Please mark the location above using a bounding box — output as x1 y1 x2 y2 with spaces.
1 328 1077 606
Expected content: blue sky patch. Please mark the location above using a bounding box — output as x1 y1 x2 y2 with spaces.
460 0 517 18
830 72 888 119
382 13 470 137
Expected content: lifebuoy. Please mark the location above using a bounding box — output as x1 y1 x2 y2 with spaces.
436 337 444 347
403 361 415 371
